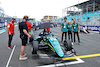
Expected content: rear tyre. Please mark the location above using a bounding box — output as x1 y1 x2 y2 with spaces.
32 41 38 54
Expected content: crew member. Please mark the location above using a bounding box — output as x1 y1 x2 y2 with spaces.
5 20 8 30
61 17 68 42
33 22 36 30
72 19 80 45
7 18 16 49
46 21 50 32
27 21 32 43
19 16 31 60
26 21 31 34
68 21 73 44
46 27 50 31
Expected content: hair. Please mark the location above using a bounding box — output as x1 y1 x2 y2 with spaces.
68 21 71 23
64 17 67 19
23 15 29 19
72 19 75 20
12 18 16 20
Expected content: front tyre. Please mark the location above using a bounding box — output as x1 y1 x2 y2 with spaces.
64 40 72 51
32 41 39 54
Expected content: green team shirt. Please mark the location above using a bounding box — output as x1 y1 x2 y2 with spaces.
61 22 68 32
72 23 79 32
68 24 72 31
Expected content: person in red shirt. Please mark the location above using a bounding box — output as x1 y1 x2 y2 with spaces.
26 21 32 43
46 27 50 31
26 21 31 34
7 18 16 49
46 21 50 31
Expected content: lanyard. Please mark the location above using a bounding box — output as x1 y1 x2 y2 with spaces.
64 23 66 28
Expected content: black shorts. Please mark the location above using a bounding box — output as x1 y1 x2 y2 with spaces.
20 35 28 46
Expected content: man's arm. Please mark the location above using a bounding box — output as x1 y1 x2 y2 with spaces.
22 22 31 38
7 24 11 35
23 29 31 38
78 25 80 33
7 27 10 33
61 23 63 34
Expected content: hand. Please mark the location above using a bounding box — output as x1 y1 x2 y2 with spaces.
9 32 11 35
28 34 31 38
61 31 63 34
78 31 80 34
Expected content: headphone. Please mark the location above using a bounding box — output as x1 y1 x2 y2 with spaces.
25 17 28 21
23 16 29 21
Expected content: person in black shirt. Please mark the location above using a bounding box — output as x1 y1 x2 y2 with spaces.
19 16 31 60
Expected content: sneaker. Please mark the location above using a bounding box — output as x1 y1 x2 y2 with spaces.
7 46 12 49
19 56 28 60
23 53 27 57
74 42 76 45
78 43 81 45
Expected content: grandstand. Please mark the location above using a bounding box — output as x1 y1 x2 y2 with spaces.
0 7 5 28
52 0 100 31
0 6 21 29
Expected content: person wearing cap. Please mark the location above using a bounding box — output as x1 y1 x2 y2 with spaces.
7 18 16 49
61 17 68 42
19 16 31 60
72 19 80 45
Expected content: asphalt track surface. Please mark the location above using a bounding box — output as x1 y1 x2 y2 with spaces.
0 26 100 67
